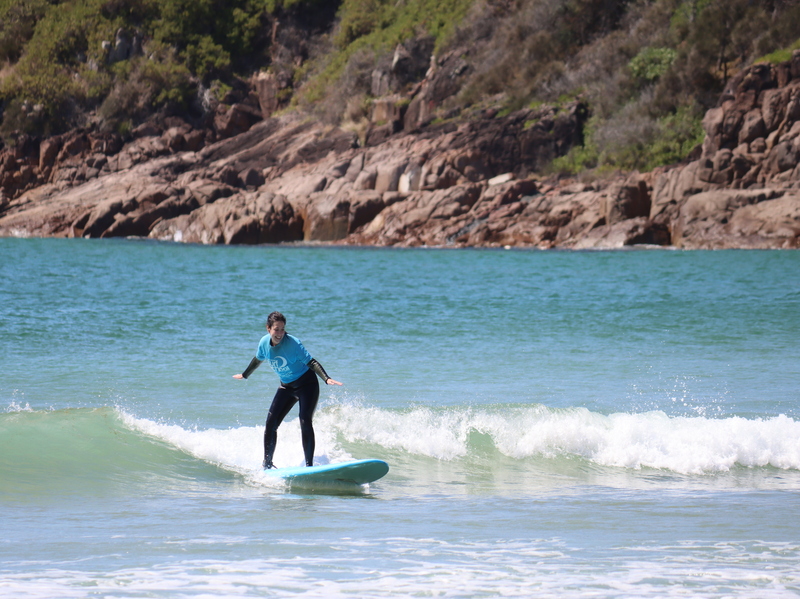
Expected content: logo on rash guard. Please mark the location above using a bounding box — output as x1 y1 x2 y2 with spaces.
270 356 289 373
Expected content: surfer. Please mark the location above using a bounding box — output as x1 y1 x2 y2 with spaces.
233 311 342 469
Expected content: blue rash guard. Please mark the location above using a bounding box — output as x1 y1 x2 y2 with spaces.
256 333 312 385
239 329 334 468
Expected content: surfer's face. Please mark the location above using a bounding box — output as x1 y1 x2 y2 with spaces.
267 321 286 345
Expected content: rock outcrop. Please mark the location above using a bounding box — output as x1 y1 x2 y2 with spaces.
2 54 800 250
648 57 800 249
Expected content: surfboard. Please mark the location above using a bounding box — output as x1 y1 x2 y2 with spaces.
264 459 389 486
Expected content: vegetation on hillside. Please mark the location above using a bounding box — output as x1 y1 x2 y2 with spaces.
442 0 800 174
2 0 800 175
0 0 327 137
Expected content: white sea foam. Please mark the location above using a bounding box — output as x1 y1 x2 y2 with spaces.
1 539 798 598
321 401 800 475
118 409 354 479
4 399 33 413
118 403 800 478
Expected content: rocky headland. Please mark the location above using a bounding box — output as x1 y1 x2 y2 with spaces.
2 53 800 250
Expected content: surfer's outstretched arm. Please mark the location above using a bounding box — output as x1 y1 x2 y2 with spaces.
233 357 263 379
307 358 343 386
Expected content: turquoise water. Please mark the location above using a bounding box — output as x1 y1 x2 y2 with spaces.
1 238 799 597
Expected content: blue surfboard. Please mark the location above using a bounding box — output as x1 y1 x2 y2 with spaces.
264 459 389 486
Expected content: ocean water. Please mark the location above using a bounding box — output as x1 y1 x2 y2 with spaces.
1 238 799 598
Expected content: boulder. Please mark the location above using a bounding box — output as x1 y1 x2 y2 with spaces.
39 137 62 170
488 173 515 186
353 168 377 191
253 71 280 118
186 179 237 205
82 198 127 237
239 167 265 188
673 189 780 248
402 49 471 132
370 95 405 126
149 192 302 245
214 103 263 139
390 37 435 89
280 174 327 198
100 188 177 238
304 195 351 241
214 165 240 187
57 134 89 163
344 154 365 182
602 175 650 225
328 159 351 179
371 69 390 97
351 183 483 246
132 122 160 138
365 123 395 147
226 195 303 244
349 191 386 232
162 127 188 152
184 130 206 152
452 149 491 182
738 110 766 145
374 161 408 193
398 163 423 192
761 87 789 132
726 194 800 247
572 218 670 249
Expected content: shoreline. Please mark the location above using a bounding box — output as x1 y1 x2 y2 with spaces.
5 234 794 252
2 60 800 251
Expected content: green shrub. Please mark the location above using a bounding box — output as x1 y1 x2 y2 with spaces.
550 103 703 175
756 38 800 65
142 56 194 111
299 0 473 111
80 65 114 104
210 80 233 103
0 0 286 134
334 0 385 50
550 115 600 175
98 46 196 126
182 35 231 82
148 0 278 76
643 104 704 169
669 0 713 37
629 47 676 82
0 0 50 63
0 63 79 138
117 118 132 138
1 0 118 134
263 0 329 12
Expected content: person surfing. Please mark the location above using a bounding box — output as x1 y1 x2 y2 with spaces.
233 311 342 469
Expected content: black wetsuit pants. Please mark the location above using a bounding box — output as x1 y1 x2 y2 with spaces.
264 368 319 467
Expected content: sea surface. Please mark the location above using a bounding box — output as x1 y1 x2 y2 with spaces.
1 238 799 598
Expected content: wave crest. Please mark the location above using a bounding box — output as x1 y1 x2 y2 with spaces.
321 401 800 474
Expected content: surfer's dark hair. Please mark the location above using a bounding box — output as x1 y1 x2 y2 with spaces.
267 311 286 329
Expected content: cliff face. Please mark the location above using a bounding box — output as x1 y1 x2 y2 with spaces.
1 54 799 249
649 56 800 249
